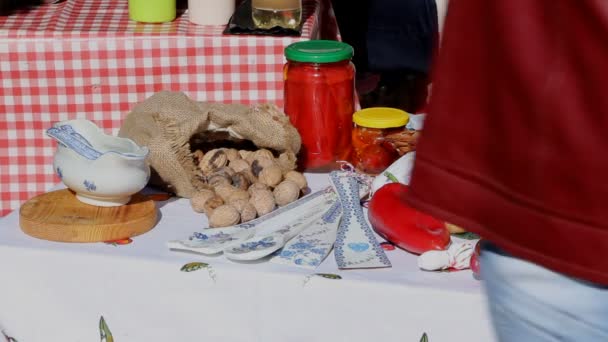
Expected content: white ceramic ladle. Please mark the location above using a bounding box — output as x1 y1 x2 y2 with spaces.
223 197 336 261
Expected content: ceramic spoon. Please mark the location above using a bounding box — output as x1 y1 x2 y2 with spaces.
222 209 330 261
270 200 343 268
270 173 373 268
168 188 335 255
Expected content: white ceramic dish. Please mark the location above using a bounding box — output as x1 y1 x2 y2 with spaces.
46 119 150 207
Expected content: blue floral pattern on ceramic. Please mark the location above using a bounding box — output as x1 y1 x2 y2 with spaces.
230 236 277 254
276 239 326 267
191 232 237 244
223 198 335 261
173 230 245 252
322 200 342 223
270 200 342 268
83 180 97 192
330 171 391 269
46 124 102 160
56 167 63 179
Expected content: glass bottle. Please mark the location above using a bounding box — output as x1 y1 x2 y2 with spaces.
252 0 302 29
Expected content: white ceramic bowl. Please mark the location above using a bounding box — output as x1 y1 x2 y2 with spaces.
47 119 150 207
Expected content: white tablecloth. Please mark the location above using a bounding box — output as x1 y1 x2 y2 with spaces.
0 174 496 342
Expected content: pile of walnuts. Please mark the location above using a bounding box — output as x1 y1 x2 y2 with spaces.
190 148 308 228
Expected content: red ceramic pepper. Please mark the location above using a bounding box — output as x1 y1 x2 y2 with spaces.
368 183 450 254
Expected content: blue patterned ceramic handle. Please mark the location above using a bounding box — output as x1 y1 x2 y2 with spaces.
223 197 335 261
270 200 343 269
46 125 102 160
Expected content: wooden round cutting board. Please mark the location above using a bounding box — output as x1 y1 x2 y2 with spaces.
19 189 158 243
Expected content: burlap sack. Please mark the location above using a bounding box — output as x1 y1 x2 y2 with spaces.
118 91 301 198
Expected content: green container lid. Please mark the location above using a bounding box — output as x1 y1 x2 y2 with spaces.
285 40 354 64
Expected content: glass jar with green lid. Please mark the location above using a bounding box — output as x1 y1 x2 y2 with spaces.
284 40 356 172
351 107 409 175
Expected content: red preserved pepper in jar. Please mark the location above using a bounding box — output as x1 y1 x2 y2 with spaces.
352 107 409 175
284 40 355 172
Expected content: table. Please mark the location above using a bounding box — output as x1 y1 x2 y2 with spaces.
0 0 335 217
0 173 496 342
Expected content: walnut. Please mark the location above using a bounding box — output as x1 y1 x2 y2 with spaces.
227 189 250 203
199 149 228 175
223 148 240 163
284 171 307 190
231 172 251 191
276 151 298 172
248 182 269 195
239 169 258 184
239 150 255 162
240 203 257 223
229 198 257 223
214 184 239 202
251 159 264 177
253 149 274 160
245 154 257 165
229 198 249 212
250 157 277 177
258 165 283 188
189 189 216 213
192 150 204 164
209 204 240 228
229 159 250 173
256 157 276 168
207 173 231 188
273 180 300 206
203 195 224 215
215 166 235 177
249 189 276 216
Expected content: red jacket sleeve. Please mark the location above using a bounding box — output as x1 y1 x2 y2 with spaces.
407 0 608 284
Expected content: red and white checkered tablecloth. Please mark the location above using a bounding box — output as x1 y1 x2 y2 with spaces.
0 0 340 217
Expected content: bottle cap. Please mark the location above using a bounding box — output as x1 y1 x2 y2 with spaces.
353 107 409 128
285 40 354 63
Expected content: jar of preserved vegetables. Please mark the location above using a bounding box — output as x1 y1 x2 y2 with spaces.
351 107 409 175
283 40 355 172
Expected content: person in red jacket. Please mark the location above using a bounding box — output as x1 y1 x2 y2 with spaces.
408 1 608 340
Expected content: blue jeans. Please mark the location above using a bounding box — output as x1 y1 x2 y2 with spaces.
481 243 608 341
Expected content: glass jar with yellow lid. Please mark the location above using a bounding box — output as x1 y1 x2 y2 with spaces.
351 107 409 175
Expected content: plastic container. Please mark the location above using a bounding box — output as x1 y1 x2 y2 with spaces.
252 0 302 29
188 0 235 26
351 107 409 175
283 40 355 172
129 0 176 23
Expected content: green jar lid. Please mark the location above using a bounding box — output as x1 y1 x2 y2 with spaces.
285 40 354 63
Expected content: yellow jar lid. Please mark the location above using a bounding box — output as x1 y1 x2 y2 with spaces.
353 107 409 128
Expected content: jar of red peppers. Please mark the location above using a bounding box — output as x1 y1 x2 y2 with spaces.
352 107 409 175
283 40 355 172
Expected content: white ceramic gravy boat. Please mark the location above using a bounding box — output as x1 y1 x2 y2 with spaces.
46 119 150 207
